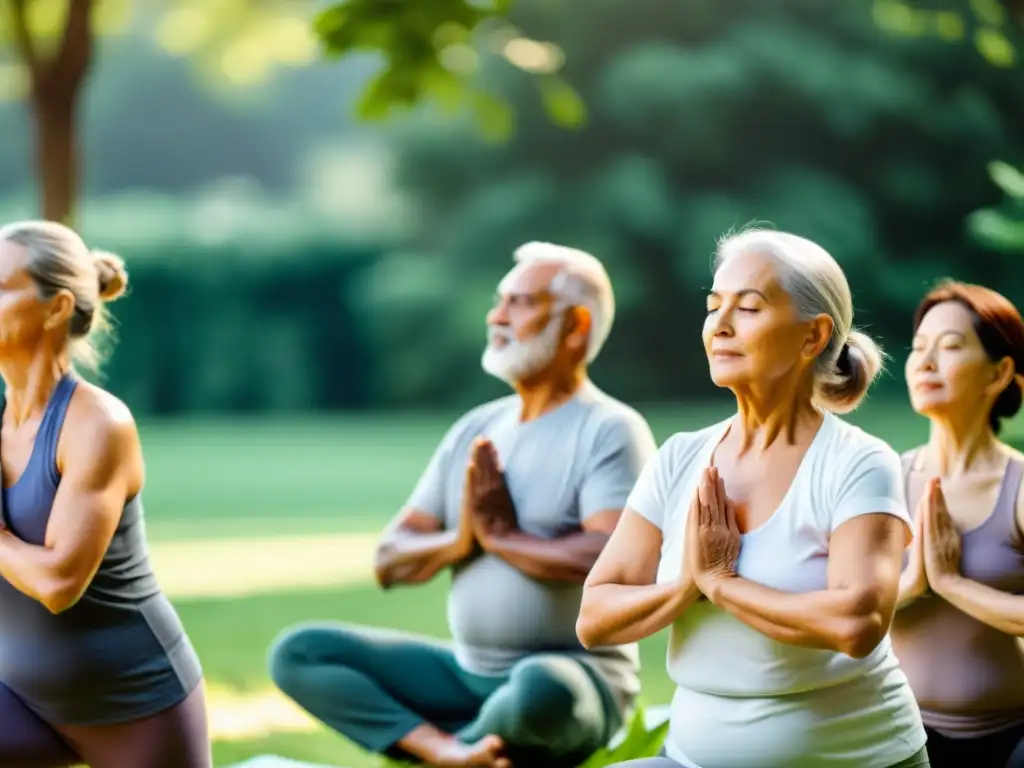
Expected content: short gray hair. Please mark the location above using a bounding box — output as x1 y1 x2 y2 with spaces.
0 220 128 370
513 241 615 363
714 228 884 414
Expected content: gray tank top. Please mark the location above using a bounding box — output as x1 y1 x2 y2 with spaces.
0 374 203 725
892 449 1024 738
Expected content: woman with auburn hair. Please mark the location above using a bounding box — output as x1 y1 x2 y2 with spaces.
894 281 1024 768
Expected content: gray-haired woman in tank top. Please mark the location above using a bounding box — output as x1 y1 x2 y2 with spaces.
894 280 1024 768
0 221 209 768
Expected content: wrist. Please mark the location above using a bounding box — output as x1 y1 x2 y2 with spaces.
478 529 511 553
702 571 736 606
676 574 699 600
930 571 962 595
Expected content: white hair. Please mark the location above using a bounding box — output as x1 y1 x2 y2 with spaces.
714 228 884 414
512 241 615 364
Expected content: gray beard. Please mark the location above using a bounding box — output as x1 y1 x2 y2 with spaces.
481 316 563 384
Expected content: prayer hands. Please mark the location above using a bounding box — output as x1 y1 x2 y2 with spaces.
902 496 929 601
922 478 961 587
466 438 518 548
687 467 741 600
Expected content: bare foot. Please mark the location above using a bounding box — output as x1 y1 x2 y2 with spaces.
435 735 510 768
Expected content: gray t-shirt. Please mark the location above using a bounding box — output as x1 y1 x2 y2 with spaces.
407 380 657 707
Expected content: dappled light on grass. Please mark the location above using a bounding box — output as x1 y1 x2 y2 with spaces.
208 684 319 742
152 533 379 599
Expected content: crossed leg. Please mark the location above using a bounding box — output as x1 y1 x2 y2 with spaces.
270 622 617 767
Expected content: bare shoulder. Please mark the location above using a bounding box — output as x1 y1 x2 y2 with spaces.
69 381 137 434
62 382 141 470
1009 444 1024 532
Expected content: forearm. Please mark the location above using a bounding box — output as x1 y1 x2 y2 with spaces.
0 532 68 610
933 575 1024 636
709 577 889 658
374 530 468 589
577 578 699 648
484 531 607 583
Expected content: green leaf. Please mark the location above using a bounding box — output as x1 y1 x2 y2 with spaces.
425 65 469 113
539 75 587 129
470 91 516 142
967 208 1024 253
355 77 394 119
989 161 1024 200
577 706 670 767
974 26 1017 67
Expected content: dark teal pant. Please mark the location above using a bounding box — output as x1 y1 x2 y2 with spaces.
269 623 622 766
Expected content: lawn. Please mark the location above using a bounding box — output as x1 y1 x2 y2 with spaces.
138 398 1017 766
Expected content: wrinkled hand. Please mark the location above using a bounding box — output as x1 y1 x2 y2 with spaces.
467 438 518 547
922 478 961 585
687 467 741 600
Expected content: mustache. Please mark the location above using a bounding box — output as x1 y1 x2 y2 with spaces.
488 327 515 344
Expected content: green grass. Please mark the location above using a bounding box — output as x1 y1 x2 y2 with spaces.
134 399 1019 766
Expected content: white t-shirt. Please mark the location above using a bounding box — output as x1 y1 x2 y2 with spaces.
627 412 926 768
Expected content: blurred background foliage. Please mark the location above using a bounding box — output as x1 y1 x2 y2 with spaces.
0 0 1020 416
1 2 1023 764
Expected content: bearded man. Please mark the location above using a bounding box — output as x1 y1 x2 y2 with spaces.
268 242 658 768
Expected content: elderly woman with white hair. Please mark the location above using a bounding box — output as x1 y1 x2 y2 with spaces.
578 229 929 767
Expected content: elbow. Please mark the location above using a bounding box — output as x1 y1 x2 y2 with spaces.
372 541 394 588
372 553 395 591
575 593 604 650
836 612 887 659
40 578 83 615
373 565 391 590
575 615 596 650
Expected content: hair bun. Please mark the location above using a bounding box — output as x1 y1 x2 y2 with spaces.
92 249 128 302
815 330 885 414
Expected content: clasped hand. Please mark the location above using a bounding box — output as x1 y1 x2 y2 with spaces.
906 477 962 598
685 467 741 601
457 438 518 554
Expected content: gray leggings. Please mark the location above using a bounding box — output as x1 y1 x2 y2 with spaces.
0 681 212 768
608 745 931 767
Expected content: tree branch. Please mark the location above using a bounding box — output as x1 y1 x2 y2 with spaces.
1005 0 1024 30
52 0 95 90
9 0 42 79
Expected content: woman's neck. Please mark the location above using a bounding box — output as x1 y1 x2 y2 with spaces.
924 411 1004 477
732 379 822 455
0 353 70 427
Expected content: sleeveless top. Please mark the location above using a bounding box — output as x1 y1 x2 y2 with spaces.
0 374 203 725
891 448 1024 738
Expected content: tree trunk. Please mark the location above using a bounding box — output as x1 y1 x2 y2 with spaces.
32 85 80 225
10 0 95 226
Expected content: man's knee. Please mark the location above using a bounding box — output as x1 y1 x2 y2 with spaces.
504 656 600 743
267 623 359 695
